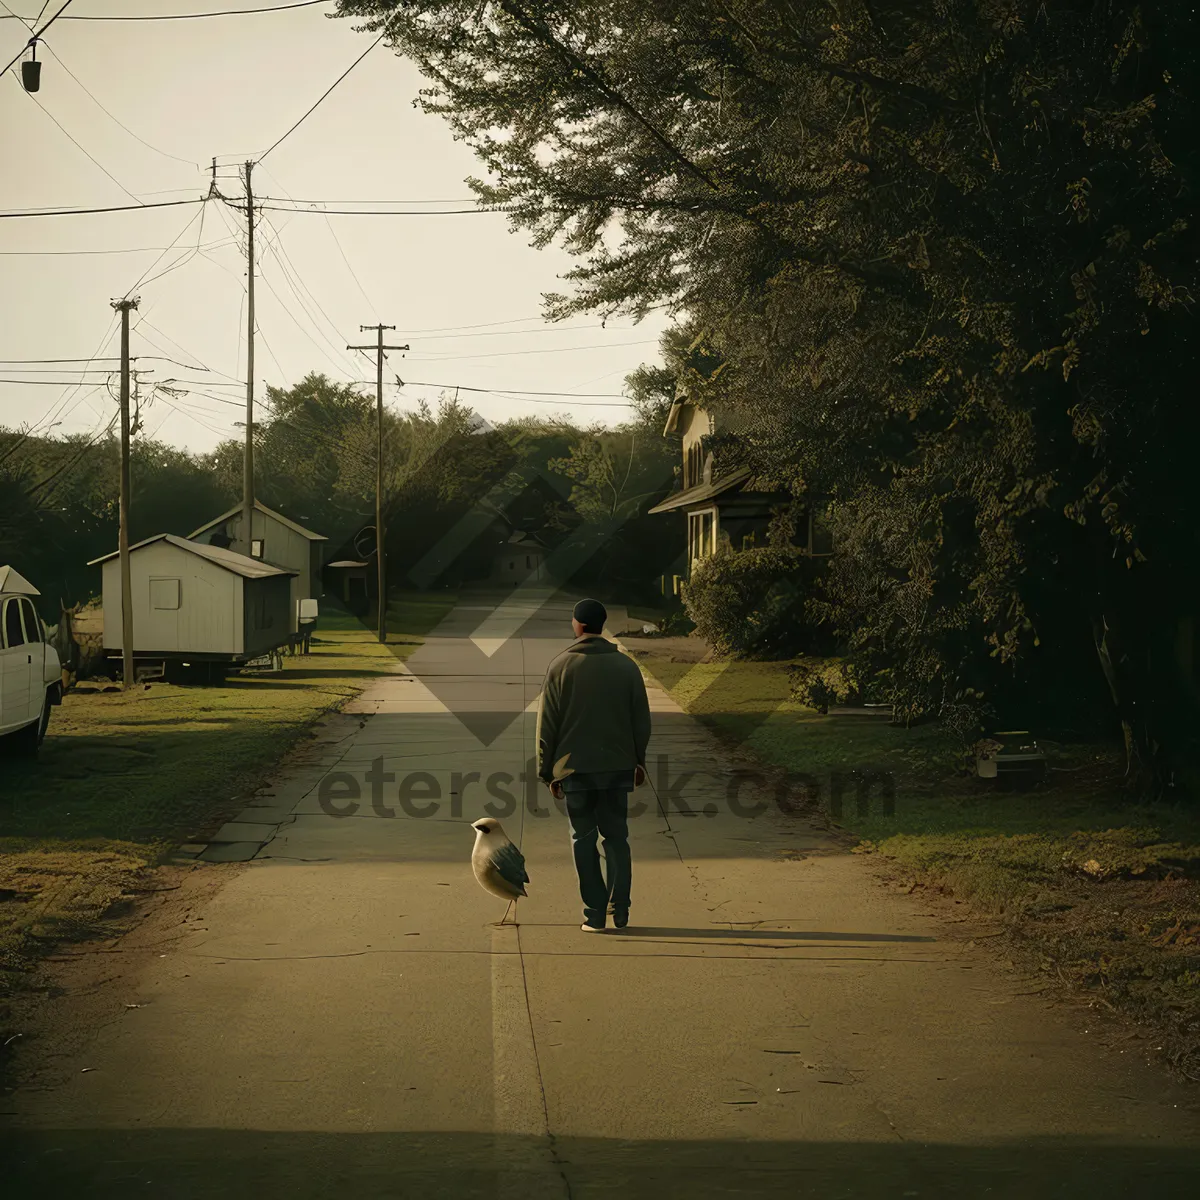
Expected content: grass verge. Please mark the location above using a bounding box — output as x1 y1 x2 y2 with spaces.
624 640 1200 1081
0 591 455 1013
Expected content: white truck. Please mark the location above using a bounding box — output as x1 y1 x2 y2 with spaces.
0 566 63 757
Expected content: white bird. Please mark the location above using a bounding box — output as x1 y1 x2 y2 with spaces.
470 817 529 926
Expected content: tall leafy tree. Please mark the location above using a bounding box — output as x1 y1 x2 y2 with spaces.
339 0 1198 788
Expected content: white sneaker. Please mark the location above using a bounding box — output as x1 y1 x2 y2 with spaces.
580 922 606 932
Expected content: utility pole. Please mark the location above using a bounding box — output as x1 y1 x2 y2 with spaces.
348 325 408 643
242 160 256 557
111 296 139 689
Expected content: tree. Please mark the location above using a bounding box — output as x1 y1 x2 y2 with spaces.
340 0 1199 790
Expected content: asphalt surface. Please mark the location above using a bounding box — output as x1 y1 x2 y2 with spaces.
3 590 1198 1197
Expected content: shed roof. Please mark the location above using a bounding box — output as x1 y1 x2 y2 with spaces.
188 499 327 542
88 534 296 578
0 565 40 595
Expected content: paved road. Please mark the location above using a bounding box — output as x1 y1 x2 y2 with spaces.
4 591 1199 1197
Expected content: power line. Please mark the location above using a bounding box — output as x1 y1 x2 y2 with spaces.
0 0 73 79
388 321 643 342
260 204 511 216
1 1 330 20
0 237 236 256
1 377 119 384
256 195 480 205
135 200 213 290
19 85 143 204
0 198 202 219
255 211 360 376
123 201 208 297
394 380 634 403
259 29 386 161
408 339 658 363
256 162 378 321
34 37 201 168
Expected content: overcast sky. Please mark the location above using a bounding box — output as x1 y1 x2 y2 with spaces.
0 1 669 454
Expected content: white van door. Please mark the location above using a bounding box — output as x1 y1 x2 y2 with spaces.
1 595 37 734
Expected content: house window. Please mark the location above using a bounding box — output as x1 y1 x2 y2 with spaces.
150 578 181 610
685 443 704 489
250 539 264 559
526 556 531 569
687 508 718 566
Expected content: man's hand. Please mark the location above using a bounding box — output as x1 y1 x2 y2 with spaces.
634 764 646 788
550 780 565 800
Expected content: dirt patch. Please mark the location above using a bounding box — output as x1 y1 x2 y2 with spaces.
0 859 232 1098
861 848 1200 1082
0 846 153 993
619 634 714 665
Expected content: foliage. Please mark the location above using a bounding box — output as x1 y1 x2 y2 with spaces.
0 428 233 615
1 372 681 604
683 542 820 659
788 658 865 714
340 0 1199 791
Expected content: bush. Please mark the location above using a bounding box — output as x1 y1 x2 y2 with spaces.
682 544 821 658
658 606 696 636
788 658 863 712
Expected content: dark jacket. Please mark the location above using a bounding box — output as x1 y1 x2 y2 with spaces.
536 636 651 784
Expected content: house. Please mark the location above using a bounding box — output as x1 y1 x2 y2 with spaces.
188 500 327 633
647 391 832 579
88 535 295 671
492 530 548 585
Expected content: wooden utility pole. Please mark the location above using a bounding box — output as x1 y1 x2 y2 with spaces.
242 160 256 556
111 296 139 688
347 325 408 643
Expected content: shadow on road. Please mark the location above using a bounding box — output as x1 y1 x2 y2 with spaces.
604 926 936 943
2 1128 1196 1198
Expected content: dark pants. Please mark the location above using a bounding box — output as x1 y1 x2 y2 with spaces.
565 789 631 927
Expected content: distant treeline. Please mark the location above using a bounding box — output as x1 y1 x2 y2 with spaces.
1 370 682 617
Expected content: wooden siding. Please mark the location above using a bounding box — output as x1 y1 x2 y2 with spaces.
101 540 243 655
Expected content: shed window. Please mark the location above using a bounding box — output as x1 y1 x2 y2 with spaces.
250 539 265 559
150 578 181 610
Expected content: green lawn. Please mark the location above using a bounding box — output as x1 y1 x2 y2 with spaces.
630 643 1200 1078
0 591 455 999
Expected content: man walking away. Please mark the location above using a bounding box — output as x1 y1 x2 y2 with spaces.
537 598 651 932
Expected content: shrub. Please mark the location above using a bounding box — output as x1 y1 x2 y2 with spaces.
788 658 863 712
682 543 821 658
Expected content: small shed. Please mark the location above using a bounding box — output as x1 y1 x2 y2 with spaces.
188 500 327 633
88 535 296 666
325 560 370 613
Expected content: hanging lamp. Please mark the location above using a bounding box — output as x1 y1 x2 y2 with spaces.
21 40 41 93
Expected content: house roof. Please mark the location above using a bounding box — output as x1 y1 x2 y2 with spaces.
0 565 39 595
647 467 754 514
188 499 328 542
88 534 297 578
505 529 548 549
